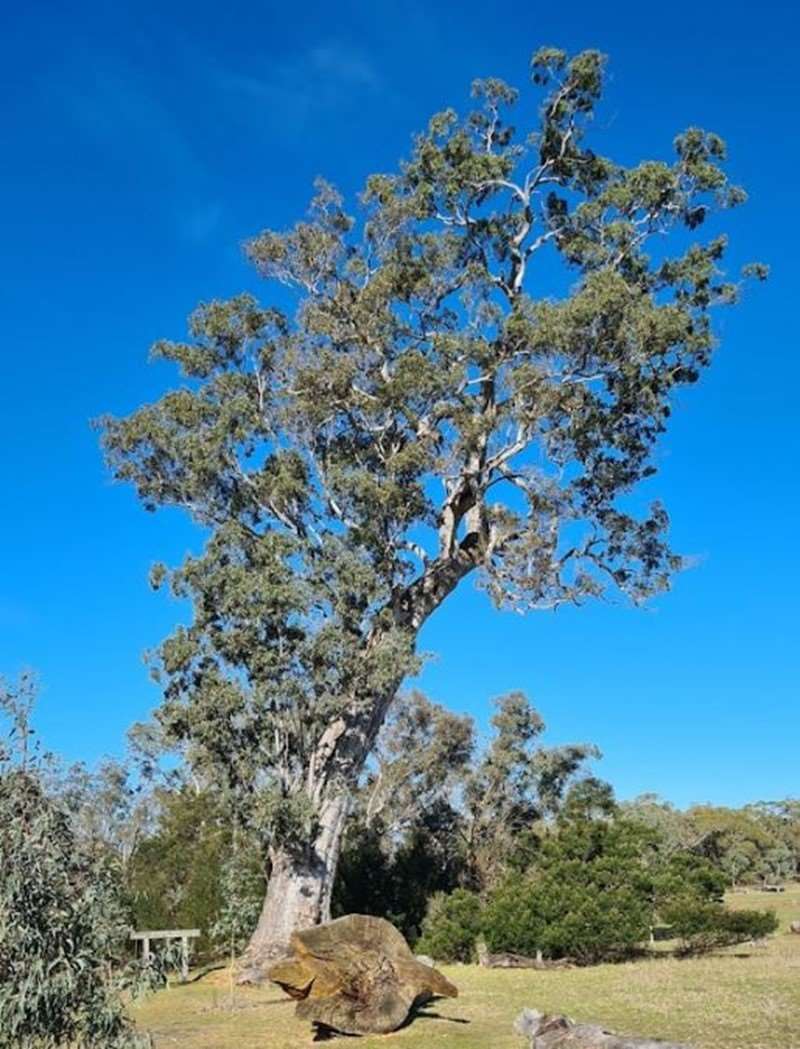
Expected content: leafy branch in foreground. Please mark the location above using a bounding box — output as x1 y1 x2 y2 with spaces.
0 675 158 1049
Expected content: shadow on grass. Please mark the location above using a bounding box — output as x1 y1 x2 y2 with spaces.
312 1023 369 1042
180 963 228 985
399 996 471 1032
308 1000 471 1041
413 1009 470 1025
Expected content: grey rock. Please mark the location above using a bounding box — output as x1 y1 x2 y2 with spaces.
514 1009 692 1048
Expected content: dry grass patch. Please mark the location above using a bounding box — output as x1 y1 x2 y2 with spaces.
133 888 800 1049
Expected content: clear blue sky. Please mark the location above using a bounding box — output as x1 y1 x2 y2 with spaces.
2 0 798 808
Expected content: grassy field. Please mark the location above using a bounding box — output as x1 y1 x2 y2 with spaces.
134 888 800 1049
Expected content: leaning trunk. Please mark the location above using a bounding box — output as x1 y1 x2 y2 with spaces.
238 792 348 982
238 646 441 982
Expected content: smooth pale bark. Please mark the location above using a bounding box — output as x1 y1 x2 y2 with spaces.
239 563 477 981
238 792 349 981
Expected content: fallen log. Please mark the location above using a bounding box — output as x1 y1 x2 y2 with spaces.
477 939 572 970
515 1009 692 1048
268 914 457 1035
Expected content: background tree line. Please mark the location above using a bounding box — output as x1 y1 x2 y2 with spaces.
50 688 792 962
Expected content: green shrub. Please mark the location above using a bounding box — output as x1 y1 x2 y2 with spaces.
653 850 728 914
481 876 546 957
483 820 656 963
484 869 652 963
663 898 778 953
416 889 483 962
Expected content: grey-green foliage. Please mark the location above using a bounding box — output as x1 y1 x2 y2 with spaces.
100 47 762 863
0 675 150 1049
209 817 266 956
622 797 800 886
52 757 155 877
462 692 600 886
361 689 474 833
343 692 603 905
620 793 705 854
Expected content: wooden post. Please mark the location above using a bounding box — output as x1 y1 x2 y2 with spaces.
130 929 200 981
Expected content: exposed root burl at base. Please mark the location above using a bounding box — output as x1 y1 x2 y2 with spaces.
268 914 458 1035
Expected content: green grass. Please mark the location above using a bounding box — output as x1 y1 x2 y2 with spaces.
133 887 800 1049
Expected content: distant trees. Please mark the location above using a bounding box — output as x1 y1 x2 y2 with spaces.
749 800 800 881
333 691 598 939
53 758 153 875
623 795 800 887
333 805 466 941
126 787 264 959
460 693 599 888
360 690 473 833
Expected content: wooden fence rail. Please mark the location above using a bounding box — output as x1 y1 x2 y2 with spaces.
130 929 201 982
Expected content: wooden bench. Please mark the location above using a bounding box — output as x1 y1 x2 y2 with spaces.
130 928 201 981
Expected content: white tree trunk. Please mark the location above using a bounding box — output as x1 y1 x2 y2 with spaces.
238 792 348 982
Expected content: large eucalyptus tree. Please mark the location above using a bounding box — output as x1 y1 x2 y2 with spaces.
102 47 762 974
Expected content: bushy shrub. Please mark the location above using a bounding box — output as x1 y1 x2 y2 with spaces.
653 850 728 912
653 845 777 953
481 876 546 957
484 871 652 963
483 819 655 963
478 815 778 964
416 889 483 962
663 899 778 953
